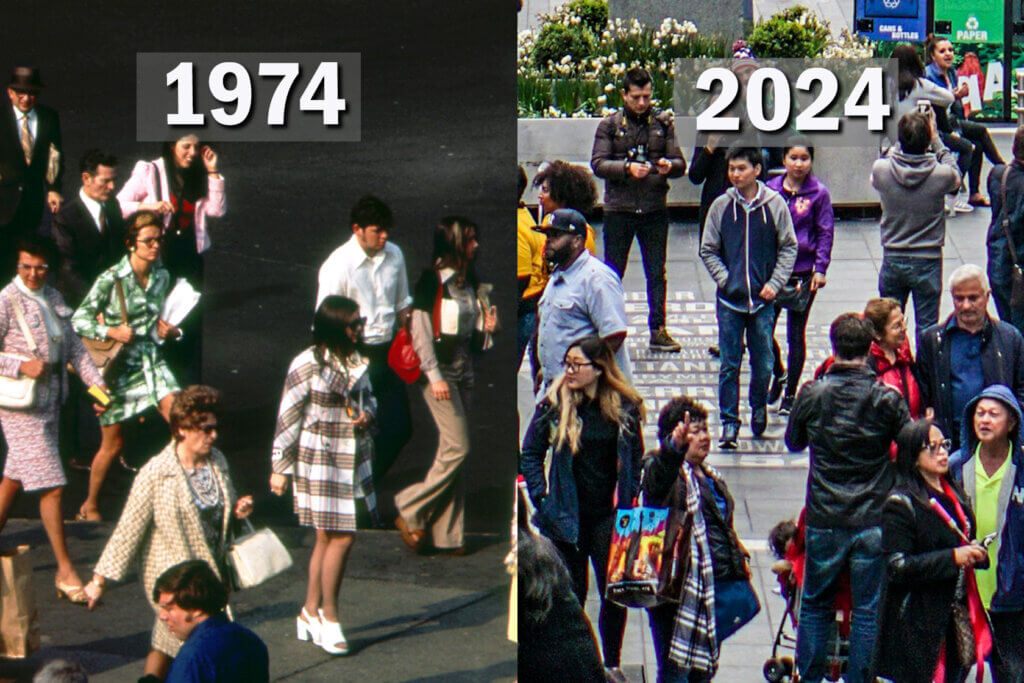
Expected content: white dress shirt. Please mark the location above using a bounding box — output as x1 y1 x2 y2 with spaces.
79 188 104 231
316 235 412 345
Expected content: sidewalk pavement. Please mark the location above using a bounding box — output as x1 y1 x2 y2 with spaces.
0 521 515 682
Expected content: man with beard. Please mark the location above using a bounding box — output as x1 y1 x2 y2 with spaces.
533 208 629 395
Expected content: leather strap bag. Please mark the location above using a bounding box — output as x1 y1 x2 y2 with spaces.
80 279 128 378
0 297 41 410
999 166 1024 309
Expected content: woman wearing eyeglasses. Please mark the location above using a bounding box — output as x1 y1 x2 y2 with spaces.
873 419 989 682
863 298 925 419
520 334 645 678
269 295 375 656
71 211 183 522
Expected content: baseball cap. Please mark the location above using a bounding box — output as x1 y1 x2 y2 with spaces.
532 208 587 239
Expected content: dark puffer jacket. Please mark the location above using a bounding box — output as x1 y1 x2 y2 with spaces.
693 465 748 581
785 361 911 528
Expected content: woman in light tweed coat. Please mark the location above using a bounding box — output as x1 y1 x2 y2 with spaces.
84 386 253 680
0 235 107 604
270 296 376 656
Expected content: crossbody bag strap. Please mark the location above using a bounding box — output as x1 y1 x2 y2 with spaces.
114 279 128 325
9 296 38 355
432 278 443 342
1001 166 1021 269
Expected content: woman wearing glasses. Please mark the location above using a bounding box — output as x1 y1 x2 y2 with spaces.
269 295 375 655
863 298 925 419
71 211 182 521
873 419 988 682
520 334 645 677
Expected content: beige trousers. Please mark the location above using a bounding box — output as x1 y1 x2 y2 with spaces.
394 377 471 549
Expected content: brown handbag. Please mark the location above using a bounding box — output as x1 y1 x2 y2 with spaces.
80 279 128 378
999 166 1024 308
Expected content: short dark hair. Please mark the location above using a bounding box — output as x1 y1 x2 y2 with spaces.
622 67 651 92
79 149 117 176
767 519 797 560
725 146 763 169
312 295 360 353
350 194 393 231
830 312 873 360
124 210 163 252
169 385 220 441
13 233 58 270
898 111 931 155
532 160 598 214
894 419 938 480
153 560 228 615
656 396 709 444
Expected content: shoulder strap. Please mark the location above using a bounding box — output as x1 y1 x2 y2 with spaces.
152 161 163 202
115 279 128 325
1001 166 1021 269
9 296 38 354
432 277 443 341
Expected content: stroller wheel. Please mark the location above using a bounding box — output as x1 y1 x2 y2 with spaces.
763 658 788 682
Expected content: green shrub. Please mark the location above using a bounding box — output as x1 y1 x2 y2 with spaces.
563 0 608 34
747 5 831 58
532 22 596 72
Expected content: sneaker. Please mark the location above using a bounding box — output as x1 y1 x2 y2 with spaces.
751 407 768 438
778 394 795 416
769 372 787 404
954 197 975 213
649 327 681 352
719 423 739 450
708 345 720 358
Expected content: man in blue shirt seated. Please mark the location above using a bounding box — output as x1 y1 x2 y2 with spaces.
156 561 269 683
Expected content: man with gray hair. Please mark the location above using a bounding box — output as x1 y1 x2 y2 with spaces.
917 263 1024 447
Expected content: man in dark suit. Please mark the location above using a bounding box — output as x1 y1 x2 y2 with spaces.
0 67 63 266
52 149 124 308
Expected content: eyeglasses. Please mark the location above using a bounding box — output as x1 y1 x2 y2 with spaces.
562 360 593 374
924 439 952 454
137 236 163 247
16 264 48 273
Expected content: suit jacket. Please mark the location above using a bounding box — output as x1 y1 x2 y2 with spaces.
51 195 126 308
0 103 63 231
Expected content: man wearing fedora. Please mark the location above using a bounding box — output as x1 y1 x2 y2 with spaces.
0 66 63 264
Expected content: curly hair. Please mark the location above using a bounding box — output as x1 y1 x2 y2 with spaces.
656 395 709 444
169 385 220 440
532 161 597 214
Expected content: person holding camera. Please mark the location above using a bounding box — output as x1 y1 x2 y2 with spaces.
591 66 686 353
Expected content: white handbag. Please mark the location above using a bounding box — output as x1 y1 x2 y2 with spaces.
227 519 293 589
0 298 40 410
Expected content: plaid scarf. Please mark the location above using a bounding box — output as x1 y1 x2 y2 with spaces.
668 463 719 674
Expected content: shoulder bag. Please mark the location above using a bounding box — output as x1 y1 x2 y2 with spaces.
227 519 293 589
999 166 1024 309
0 297 41 410
80 279 128 378
387 280 443 384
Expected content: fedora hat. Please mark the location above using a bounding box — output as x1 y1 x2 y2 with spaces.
8 67 44 93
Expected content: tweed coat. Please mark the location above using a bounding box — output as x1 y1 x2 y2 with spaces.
94 443 236 656
272 346 376 531
0 280 104 490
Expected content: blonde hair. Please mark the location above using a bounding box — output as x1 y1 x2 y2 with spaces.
545 336 644 454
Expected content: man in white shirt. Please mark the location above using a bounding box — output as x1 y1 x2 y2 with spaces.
317 195 413 487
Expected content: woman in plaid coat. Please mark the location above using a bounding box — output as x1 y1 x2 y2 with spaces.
84 385 253 680
270 296 376 656
71 211 183 521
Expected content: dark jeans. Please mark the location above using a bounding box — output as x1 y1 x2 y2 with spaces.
554 512 628 667
716 301 775 428
517 297 538 372
796 525 884 683
987 239 1024 339
878 254 942 339
990 609 1024 682
961 119 1004 195
940 131 973 189
363 342 412 486
603 209 669 331
771 289 818 395
646 603 714 683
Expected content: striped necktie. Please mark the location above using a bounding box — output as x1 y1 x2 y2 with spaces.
19 114 33 165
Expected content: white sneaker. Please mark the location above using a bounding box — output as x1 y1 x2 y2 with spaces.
954 197 975 213
296 607 321 645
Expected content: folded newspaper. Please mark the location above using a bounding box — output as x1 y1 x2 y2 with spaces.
160 279 200 327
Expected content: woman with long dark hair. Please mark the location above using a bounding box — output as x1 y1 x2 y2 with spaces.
520 335 644 679
270 295 376 655
394 216 497 555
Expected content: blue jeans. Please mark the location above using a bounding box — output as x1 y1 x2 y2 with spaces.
716 301 775 428
878 254 942 339
646 603 714 683
517 298 538 372
796 525 884 683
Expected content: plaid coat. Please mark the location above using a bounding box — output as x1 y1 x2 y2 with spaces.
94 443 237 656
271 346 376 531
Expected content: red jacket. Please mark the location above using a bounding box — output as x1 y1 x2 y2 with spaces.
869 339 923 419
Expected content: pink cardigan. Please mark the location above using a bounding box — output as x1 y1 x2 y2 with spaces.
116 158 226 254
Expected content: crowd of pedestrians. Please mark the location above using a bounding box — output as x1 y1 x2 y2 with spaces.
518 42 1024 683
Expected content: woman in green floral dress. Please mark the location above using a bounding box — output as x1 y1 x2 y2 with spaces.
72 211 182 521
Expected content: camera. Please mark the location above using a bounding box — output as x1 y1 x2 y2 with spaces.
628 144 650 165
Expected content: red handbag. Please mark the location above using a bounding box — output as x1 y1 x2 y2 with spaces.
388 280 443 384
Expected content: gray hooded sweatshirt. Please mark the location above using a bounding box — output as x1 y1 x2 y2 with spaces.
871 142 960 259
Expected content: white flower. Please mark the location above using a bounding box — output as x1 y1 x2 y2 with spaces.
597 94 607 104
560 55 573 65
604 83 615 93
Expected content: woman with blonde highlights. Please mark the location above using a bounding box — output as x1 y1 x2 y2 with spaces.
520 334 644 677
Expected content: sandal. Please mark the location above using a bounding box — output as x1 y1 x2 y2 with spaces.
968 194 991 207
55 579 89 604
76 506 101 522
394 516 425 552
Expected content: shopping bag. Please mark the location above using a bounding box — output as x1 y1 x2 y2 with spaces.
227 520 293 589
714 577 761 641
0 545 39 658
605 503 687 608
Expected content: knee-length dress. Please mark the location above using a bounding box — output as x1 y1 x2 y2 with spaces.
271 347 376 532
0 280 105 491
71 255 180 425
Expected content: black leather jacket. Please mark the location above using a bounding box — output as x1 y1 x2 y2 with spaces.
785 361 910 528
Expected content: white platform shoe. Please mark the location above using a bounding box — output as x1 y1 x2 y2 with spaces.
318 608 349 655
296 607 321 644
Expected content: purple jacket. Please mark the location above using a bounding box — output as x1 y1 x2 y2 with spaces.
766 174 834 275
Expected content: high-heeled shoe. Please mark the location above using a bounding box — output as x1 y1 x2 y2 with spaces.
317 609 349 655
55 578 89 604
296 607 320 645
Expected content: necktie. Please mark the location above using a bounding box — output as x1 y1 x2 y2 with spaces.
19 115 32 165
98 208 107 234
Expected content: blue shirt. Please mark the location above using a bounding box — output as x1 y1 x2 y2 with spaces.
949 321 985 435
537 250 630 391
165 614 269 683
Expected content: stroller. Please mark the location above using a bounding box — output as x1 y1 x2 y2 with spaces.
763 510 852 683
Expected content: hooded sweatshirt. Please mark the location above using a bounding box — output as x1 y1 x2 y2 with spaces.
766 174 834 275
700 181 797 313
949 384 1024 612
871 143 960 258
